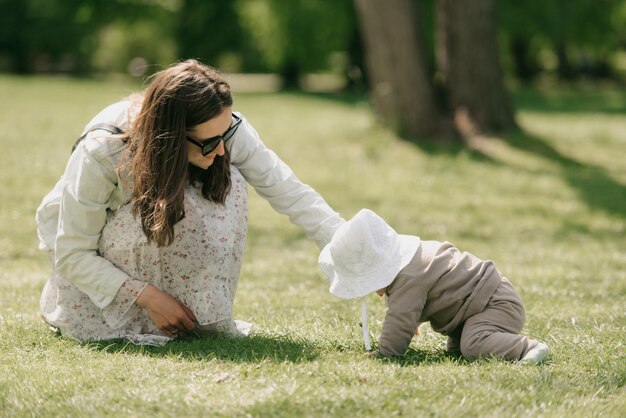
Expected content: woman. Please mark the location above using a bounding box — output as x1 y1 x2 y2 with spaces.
36 60 344 345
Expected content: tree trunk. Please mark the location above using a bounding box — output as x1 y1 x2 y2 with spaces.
437 0 516 133
555 40 575 80
354 0 446 139
510 37 539 82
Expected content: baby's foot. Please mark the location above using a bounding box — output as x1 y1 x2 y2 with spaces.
519 342 550 365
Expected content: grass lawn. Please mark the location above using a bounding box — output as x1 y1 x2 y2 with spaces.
0 75 624 417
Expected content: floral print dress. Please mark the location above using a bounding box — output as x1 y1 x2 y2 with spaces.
40 167 249 345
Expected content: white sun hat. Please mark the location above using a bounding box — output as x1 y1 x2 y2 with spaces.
319 209 421 300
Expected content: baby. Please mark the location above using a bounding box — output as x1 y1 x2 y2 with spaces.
319 209 549 364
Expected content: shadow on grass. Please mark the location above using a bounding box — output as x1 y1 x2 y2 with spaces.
512 87 626 114
404 127 625 218
407 127 625 219
376 347 468 367
412 136 503 166
503 130 626 218
87 332 320 363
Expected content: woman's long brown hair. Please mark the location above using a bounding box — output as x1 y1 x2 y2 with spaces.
121 60 233 247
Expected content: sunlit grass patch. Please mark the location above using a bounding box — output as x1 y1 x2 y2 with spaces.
1 76 625 417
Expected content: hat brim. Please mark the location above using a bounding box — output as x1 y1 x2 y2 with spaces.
397 234 421 271
320 234 421 299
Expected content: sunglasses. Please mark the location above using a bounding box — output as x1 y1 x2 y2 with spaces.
186 113 242 156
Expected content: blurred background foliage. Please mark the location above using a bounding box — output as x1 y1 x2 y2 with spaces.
0 0 624 87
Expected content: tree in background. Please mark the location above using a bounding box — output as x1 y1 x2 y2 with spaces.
0 0 174 74
499 0 626 81
437 0 516 133
1 0 623 88
354 0 445 138
354 0 515 141
92 2 177 75
175 1 243 70
236 0 356 87
0 0 99 73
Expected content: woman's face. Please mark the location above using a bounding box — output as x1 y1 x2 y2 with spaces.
185 107 233 169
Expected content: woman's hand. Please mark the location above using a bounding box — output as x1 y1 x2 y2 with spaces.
135 284 197 337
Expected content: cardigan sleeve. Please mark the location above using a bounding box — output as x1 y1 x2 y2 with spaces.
378 274 426 356
102 278 148 328
227 113 344 249
36 100 132 252
54 139 132 309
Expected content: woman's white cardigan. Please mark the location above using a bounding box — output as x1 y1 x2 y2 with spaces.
36 101 344 309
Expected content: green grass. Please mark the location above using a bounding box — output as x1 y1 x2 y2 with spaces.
1 75 625 417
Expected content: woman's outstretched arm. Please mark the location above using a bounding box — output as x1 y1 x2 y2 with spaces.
228 113 345 249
